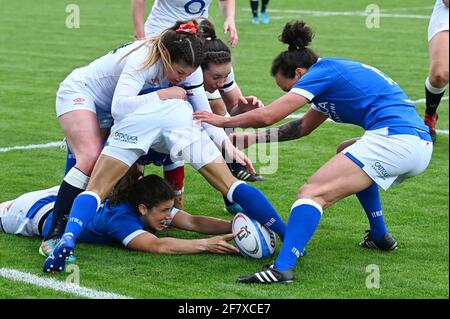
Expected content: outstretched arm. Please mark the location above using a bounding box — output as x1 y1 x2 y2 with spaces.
131 0 146 40
194 92 310 128
170 210 232 234
126 231 239 254
229 108 328 149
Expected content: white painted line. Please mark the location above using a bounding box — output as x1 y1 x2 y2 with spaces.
0 267 133 299
0 141 62 153
241 8 430 19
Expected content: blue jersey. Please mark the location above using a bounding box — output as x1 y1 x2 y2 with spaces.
291 58 429 132
43 201 178 246
77 201 145 246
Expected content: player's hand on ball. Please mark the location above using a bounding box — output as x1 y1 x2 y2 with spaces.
205 233 240 254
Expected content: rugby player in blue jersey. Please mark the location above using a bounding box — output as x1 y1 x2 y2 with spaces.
0 168 239 256
194 20 434 284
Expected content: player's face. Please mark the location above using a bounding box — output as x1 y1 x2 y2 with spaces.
142 199 175 231
167 61 197 84
202 62 232 93
274 72 301 93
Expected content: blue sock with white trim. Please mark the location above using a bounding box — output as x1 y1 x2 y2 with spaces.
64 191 101 242
274 199 322 271
356 183 388 241
228 181 286 241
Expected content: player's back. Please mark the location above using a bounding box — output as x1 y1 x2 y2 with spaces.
299 58 427 131
145 0 212 36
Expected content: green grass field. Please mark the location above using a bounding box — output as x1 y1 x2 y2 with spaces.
0 0 448 299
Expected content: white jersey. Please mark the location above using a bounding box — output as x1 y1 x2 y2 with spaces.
145 0 213 37
59 40 228 144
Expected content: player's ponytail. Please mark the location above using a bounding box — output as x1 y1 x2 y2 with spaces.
195 17 232 70
108 164 143 206
271 20 319 78
120 20 204 76
108 167 175 213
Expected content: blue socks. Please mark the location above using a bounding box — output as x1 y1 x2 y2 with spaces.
274 199 322 271
356 183 388 241
64 191 101 242
228 181 286 241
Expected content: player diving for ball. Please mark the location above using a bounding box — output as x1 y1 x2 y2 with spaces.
0 167 239 255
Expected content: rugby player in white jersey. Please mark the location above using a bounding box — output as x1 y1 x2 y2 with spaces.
132 0 238 47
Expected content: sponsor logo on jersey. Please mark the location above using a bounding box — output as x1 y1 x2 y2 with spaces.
113 132 138 144
315 101 343 122
72 97 86 105
371 162 389 179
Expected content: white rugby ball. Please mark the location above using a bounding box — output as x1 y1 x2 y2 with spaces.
232 212 276 259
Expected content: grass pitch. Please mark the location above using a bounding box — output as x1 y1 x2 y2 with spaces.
0 0 448 299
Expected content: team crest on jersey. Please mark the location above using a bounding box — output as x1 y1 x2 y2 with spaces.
72 97 86 105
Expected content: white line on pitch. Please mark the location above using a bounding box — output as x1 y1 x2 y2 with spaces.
241 8 430 19
0 268 133 299
0 141 62 153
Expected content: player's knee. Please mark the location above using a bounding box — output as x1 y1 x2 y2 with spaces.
75 148 103 174
430 67 449 88
297 184 328 208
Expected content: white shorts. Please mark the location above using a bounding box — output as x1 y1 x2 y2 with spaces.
342 127 433 191
0 186 59 237
428 0 449 42
102 99 221 170
206 90 222 101
56 78 114 129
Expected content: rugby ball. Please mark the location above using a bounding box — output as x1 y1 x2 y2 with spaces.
232 212 276 258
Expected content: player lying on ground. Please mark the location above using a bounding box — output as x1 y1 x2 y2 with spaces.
0 169 239 256
194 20 433 284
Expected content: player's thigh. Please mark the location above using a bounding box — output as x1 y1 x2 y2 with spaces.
59 109 103 160
299 153 373 208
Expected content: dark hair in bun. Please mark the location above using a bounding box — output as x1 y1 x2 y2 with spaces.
272 21 319 78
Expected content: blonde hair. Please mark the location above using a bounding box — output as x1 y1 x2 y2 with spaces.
118 31 172 75
118 21 204 75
